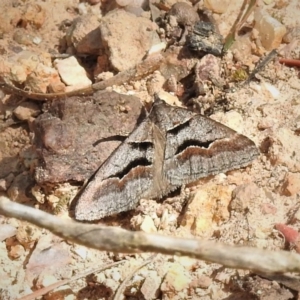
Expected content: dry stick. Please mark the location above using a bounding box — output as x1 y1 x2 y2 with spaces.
0 53 164 101
113 254 158 300
18 261 125 300
1 196 300 274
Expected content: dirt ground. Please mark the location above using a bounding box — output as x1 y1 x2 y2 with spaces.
1 0 300 299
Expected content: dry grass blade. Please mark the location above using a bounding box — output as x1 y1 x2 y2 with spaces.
223 0 257 52
1 196 300 274
18 261 125 300
113 254 157 300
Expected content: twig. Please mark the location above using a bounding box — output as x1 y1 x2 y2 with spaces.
0 53 164 101
113 254 157 300
1 196 300 274
18 261 125 300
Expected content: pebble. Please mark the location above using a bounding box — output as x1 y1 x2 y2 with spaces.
13 101 40 121
254 8 287 50
140 215 157 233
140 271 161 300
54 56 92 88
280 172 300 196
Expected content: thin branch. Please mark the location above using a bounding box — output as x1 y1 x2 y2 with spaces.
1 196 300 274
0 53 164 101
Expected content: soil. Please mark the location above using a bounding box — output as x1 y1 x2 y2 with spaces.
1 0 300 299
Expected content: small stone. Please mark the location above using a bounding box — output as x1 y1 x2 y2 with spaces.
66 14 101 55
181 184 231 237
54 56 92 88
190 274 212 289
204 0 231 13
140 216 157 233
16 223 41 249
7 172 35 203
140 271 161 300
280 172 300 196
0 224 17 242
0 173 14 192
230 183 261 213
100 10 159 71
38 274 57 287
13 102 40 121
254 8 287 50
161 263 191 294
9 244 25 259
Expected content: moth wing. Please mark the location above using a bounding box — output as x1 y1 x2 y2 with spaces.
74 119 154 221
164 114 259 187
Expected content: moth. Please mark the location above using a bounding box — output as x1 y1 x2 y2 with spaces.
75 97 259 221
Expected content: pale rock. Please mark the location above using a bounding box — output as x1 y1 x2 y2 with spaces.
39 274 57 287
13 102 40 121
140 271 161 300
0 173 14 192
0 224 17 242
204 0 231 13
66 14 101 54
213 110 243 133
267 127 300 172
54 56 92 88
0 51 62 93
156 91 181 107
25 64 62 93
99 10 159 71
161 263 191 294
180 183 232 237
230 183 262 213
111 270 121 282
254 9 287 50
7 172 35 203
140 215 157 233
72 245 88 259
190 274 212 289
176 256 197 270
280 172 300 196
146 71 166 96
9 244 25 259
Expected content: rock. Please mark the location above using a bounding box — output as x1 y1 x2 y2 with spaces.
26 64 63 93
190 274 212 289
54 56 92 88
26 235 71 281
140 271 161 300
0 224 17 242
66 14 102 55
9 244 25 259
146 71 166 96
254 9 287 50
159 46 196 82
20 3 46 29
267 127 300 172
0 173 14 192
16 223 41 249
180 183 232 237
280 172 300 196
33 91 143 183
99 9 159 71
204 0 231 14
230 183 261 213
168 2 199 27
7 172 35 203
140 216 157 233
0 51 62 93
13 102 41 121
161 263 191 294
